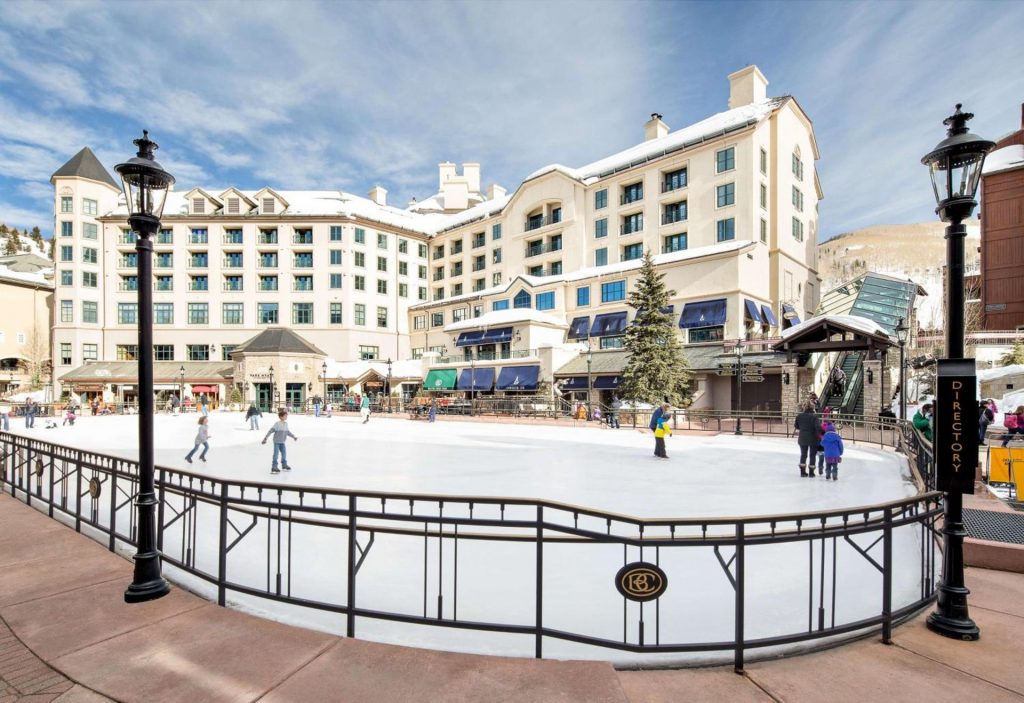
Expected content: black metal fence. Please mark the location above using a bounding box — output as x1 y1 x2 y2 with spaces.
0 415 940 670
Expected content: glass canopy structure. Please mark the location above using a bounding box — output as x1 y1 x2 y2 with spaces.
817 273 925 333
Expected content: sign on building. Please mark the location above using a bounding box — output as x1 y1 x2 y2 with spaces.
934 359 977 494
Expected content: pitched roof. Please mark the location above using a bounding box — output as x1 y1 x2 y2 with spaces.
50 147 120 189
232 327 326 356
59 361 233 383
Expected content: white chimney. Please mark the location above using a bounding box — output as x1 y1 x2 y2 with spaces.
462 163 481 193
438 162 457 189
487 184 507 201
368 185 388 207
644 113 669 141
727 65 768 109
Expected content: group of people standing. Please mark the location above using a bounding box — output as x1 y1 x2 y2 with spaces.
979 399 1024 447
794 400 845 479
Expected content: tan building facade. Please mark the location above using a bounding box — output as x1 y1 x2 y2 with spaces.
0 268 53 394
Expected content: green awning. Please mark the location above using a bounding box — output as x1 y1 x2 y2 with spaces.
423 368 457 390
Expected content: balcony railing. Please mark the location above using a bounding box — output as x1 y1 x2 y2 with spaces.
620 223 644 236
258 282 279 292
472 262 486 272
258 234 278 244
293 233 314 245
450 268 463 277
117 281 138 291
433 271 444 281
433 349 534 365
223 234 244 245
433 250 445 260
118 261 137 270
620 191 643 205
222 259 244 268
661 180 686 194
223 281 244 292
155 281 174 292
524 214 562 232
524 241 562 258
187 260 208 269
661 211 687 226
258 261 278 269
118 233 138 245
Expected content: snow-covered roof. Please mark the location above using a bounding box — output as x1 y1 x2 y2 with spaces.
978 364 1024 382
445 308 567 332
982 145 1024 176
0 265 53 288
780 314 891 340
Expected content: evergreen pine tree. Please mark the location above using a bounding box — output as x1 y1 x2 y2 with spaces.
3 227 21 255
618 251 692 406
48 237 56 260
30 226 44 250
1000 340 1024 366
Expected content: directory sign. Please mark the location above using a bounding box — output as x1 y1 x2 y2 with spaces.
934 359 977 494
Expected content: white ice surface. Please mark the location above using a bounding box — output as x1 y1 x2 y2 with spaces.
8 414 927 665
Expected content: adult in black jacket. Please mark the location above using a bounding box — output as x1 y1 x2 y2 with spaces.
794 401 820 477
978 399 994 445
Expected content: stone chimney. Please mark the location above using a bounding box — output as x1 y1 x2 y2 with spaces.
368 185 387 207
727 65 769 109
644 113 669 141
487 183 507 201
462 163 481 193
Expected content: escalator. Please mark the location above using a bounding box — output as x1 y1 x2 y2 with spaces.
821 352 865 414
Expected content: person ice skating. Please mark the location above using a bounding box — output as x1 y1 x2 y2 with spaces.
912 403 933 442
815 417 826 475
653 407 672 459
979 399 995 445
24 399 36 428
245 402 262 430
360 394 370 424
262 410 298 474
200 396 210 417
794 401 820 477
1001 405 1024 447
170 394 180 415
649 403 671 458
0 403 10 432
428 398 437 423
62 403 76 427
608 396 622 429
821 421 844 481
313 395 322 418
185 416 210 463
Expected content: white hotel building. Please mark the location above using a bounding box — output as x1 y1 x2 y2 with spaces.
51 66 821 409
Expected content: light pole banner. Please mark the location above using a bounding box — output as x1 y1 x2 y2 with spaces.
935 359 977 494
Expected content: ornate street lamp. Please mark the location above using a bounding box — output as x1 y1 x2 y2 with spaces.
322 361 328 409
921 104 993 641
734 340 745 435
115 131 174 603
268 365 275 411
585 339 593 421
385 358 393 413
895 318 910 420
178 364 185 407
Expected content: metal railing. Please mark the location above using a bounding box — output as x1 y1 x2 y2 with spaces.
0 413 939 669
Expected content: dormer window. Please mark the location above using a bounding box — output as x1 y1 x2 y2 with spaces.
227 198 240 214
262 198 275 214
192 198 205 214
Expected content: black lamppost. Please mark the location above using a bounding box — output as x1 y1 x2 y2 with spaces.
385 358 393 413
896 317 910 420
922 104 993 641
734 340 745 435
467 352 474 416
268 365 275 411
585 340 593 421
115 131 174 603
178 364 185 408
322 361 328 408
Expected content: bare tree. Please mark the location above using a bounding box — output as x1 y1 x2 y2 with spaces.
23 325 49 389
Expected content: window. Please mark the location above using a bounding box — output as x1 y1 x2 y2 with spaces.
760 148 767 175
492 223 502 240
492 248 502 264
451 283 462 296
595 247 608 266
792 153 804 180
514 290 532 308
223 303 243 325
595 218 608 238
294 252 313 268
187 344 210 361
623 243 643 261
601 280 626 303
258 303 279 324
60 270 73 286
259 275 278 291
412 348 424 360
528 265 544 277
192 198 206 214
716 183 735 208
622 213 643 235
154 303 174 325
60 221 73 237
153 345 174 361
294 275 313 291
60 300 73 323
689 326 724 344
492 272 502 286
330 273 343 289
259 252 278 269
224 228 243 245
60 343 72 365
190 275 209 291
760 183 767 209
663 233 687 253
355 228 365 244
792 186 804 212
600 336 624 350
227 197 240 214
717 218 736 242
83 222 97 239
82 247 97 264
472 278 485 292
120 252 137 268
82 198 98 216
430 312 444 327
399 239 408 254
354 275 365 291
262 197 275 214
792 217 804 241
293 302 313 325
221 345 237 361
157 229 173 244
595 189 608 209
259 229 278 244
293 228 313 245
663 167 687 192
418 243 428 258
377 306 388 328
377 279 388 294
60 197 73 213
355 303 366 326
155 275 172 291
450 261 463 277
377 256 387 272
418 265 427 279
116 344 138 361
399 261 409 276
377 233 387 249
188 303 208 324
472 232 485 248
662 201 687 225
223 275 243 291
716 147 735 173
330 302 343 325
330 225 343 242
190 228 208 244
82 271 97 287
355 251 365 267
473 304 483 318
576 286 590 307
158 252 176 268
82 301 98 323
760 218 768 243
186 252 206 268
224 252 243 268
359 345 379 361
399 283 409 297
418 287 427 300
414 315 426 330
622 182 643 204
60 246 73 262
536 292 555 311
450 239 463 255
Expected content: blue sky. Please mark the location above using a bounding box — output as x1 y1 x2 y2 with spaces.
1 0 1022 241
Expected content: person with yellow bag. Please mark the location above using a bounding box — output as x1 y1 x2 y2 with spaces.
653 403 672 459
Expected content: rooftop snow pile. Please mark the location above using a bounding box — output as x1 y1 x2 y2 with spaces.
982 145 1024 176
781 314 891 340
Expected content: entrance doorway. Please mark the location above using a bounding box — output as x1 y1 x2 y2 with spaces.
285 383 305 412
255 383 272 412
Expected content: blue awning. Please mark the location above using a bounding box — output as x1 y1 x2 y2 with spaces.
782 304 801 327
679 299 727 328
496 365 541 390
632 305 675 325
568 316 591 340
481 327 514 344
591 311 628 337
557 376 589 390
455 330 487 347
744 299 762 324
593 376 622 389
761 304 778 326
456 367 496 391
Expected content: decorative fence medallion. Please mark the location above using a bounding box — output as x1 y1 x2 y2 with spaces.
88 477 101 499
615 562 667 602
35 459 44 477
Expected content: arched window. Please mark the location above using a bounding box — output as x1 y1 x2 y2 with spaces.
513 290 532 309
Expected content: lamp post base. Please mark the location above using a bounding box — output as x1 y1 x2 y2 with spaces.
124 552 171 603
926 610 980 641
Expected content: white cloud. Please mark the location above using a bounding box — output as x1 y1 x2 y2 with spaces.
0 200 50 231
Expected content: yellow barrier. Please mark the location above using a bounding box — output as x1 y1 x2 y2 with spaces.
987 447 1024 484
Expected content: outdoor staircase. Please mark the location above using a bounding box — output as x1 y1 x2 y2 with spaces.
821 352 865 414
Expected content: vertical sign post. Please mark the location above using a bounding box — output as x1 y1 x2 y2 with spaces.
934 359 977 495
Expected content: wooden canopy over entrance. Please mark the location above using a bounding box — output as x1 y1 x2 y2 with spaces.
772 317 894 362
